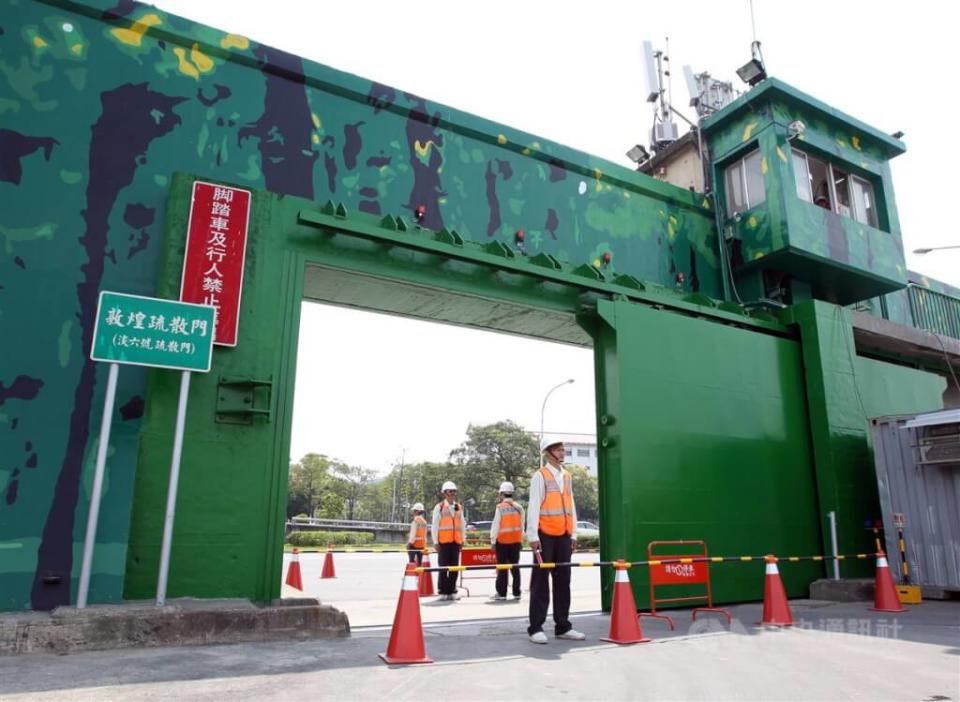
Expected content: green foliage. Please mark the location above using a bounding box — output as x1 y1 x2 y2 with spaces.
285 530 375 547
286 420 599 525
575 535 600 549
565 463 599 522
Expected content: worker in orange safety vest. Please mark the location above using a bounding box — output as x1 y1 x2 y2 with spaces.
526 436 585 644
406 503 428 565
431 481 466 601
489 481 525 601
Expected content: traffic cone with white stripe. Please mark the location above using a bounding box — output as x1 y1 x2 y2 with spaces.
321 544 336 579
759 556 793 626
285 548 304 591
600 560 651 644
418 550 435 597
870 552 906 613
379 563 433 665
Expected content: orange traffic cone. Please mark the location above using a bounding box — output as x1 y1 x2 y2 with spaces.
321 545 336 579
418 550 435 597
600 561 650 644
285 547 304 591
870 553 906 613
759 556 793 626
379 564 433 665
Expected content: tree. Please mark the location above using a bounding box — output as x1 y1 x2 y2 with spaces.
449 421 539 520
329 463 378 520
287 453 342 518
565 463 598 522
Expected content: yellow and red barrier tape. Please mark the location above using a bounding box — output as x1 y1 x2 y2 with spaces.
413 552 883 574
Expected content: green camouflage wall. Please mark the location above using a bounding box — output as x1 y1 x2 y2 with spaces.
0 0 719 610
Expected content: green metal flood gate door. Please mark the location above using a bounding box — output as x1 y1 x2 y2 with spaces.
124 174 823 609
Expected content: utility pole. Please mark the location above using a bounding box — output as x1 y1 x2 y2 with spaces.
396 449 406 523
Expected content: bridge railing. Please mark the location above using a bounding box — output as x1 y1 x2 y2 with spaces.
287 517 409 531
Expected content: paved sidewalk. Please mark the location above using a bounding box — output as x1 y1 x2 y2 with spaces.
2 600 957 701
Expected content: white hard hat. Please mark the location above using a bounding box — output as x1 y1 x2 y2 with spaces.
411 502 425 512
540 435 564 452
499 481 515 493
441 481 457 492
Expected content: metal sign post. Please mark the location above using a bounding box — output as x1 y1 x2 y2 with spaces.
80 291 215 610
156 370 192 606
76 362 119 609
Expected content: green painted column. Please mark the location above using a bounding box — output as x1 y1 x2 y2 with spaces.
783 300 944 576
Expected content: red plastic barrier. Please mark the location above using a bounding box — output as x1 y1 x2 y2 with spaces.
639 540 731 630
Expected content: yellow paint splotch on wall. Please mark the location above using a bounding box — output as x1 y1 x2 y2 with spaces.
753 251 765 260
32 35 48 48
190 43 214 73
109 13 162 47
776 146 788 162
311 134 320 145
311 113 321 129
747 215 758 229
70 43 84 56
760 157 768 174
172 47 199 79
414 139 436 159
742 121 758 141
497 134 507 145
851 135 861 151
220 33 250 50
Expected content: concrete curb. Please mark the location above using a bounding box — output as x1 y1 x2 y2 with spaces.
0 597 349 655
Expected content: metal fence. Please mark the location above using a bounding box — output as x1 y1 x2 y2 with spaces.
908 284 960 340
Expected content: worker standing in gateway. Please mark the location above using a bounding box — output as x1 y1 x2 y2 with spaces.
406 503 428 565
526 436 586 643
431 481 466 601
489 481 525 601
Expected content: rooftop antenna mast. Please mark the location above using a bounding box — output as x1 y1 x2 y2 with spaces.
641 39 679 152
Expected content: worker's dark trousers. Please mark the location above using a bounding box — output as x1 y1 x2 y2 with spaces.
436 542 462 595
528 531 573 635
495 542 522 597
407 548 423 565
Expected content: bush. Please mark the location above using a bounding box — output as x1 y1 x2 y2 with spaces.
575 535 599 550
286 530 375 547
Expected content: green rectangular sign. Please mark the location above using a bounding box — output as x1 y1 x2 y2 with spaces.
91 291 215 372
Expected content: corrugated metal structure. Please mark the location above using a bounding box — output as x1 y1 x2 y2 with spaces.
871 413 960 596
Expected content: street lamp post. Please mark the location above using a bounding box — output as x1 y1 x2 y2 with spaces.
540 379 575 440
913 245 960 254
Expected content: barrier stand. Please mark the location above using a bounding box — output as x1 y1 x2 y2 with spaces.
458 546 497 597
639 540 731 631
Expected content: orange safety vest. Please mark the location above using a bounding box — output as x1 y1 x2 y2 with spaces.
436 502 464 545
537 466 575 537
495 499 523 544
411 515 427 549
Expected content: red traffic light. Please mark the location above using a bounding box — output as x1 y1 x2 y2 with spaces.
414 204 427 222
602 251 612 264
515 229 525 242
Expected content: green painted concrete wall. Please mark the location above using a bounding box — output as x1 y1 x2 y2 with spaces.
0 0 952 613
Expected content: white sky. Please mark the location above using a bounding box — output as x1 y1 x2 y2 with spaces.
151 0 960 471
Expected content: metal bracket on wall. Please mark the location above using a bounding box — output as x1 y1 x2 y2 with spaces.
216 376 273 425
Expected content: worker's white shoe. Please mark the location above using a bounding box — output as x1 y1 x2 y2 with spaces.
556 629 586 640
489 594 507 601
528 631 548 644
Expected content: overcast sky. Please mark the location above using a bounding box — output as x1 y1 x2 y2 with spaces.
151 0 960 471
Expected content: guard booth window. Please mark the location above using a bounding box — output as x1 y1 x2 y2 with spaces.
724 149 766 216
792 148 879 228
